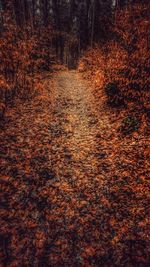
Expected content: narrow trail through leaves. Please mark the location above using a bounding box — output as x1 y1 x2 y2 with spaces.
0 71 149 266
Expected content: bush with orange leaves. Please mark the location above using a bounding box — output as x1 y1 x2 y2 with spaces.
78 46 106 90
79 3 149 116
0 8 53 119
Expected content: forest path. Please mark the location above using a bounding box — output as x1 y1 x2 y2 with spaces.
50 70 105 194
0 70 149 266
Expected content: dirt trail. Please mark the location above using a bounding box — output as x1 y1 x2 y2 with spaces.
0 70 149 267
50 71 103 192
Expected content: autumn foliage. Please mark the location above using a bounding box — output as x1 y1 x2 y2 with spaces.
0 3 53 118
0 1 149 266
78 2 149 116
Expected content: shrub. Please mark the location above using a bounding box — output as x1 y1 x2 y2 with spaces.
79 2 149 115
0 6 53 118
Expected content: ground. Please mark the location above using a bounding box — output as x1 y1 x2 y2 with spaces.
0 70 149 267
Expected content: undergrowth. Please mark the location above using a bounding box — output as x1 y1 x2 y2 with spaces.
78 2 149 132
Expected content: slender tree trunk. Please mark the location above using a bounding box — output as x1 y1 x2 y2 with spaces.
91 0 95 47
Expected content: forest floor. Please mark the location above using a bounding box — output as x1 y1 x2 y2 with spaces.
0 70 149 267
